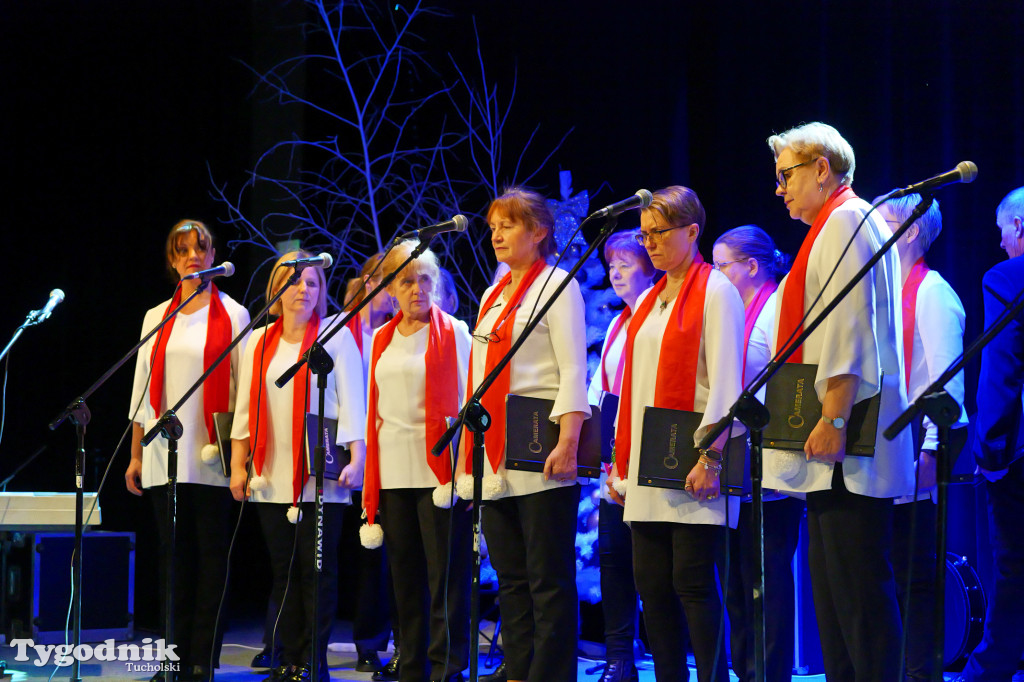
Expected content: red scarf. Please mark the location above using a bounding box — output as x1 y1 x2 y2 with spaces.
742 281 778 383
615 256 712 480
465 259 548 473
601 307 631 394
345 310 364 356
776 185 858 363
363 305 460 525
249 313 320 505
902 257 931 392
149 283 232 445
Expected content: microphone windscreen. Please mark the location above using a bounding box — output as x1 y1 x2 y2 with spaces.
221 262 236 277
636 189 654 208
957 161 978 183
50 288 66 303
319 252 334 269
452 214 469 233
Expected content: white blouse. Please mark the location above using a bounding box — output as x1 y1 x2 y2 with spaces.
619 270 746 527
762 199 915 499
371 317 472 489
907 270 969 448
129 291 250 489
588 312 629 406
470 265 592 497
231 323 366 505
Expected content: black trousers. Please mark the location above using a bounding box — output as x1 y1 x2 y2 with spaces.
891 499 937 682
805 466 902 682
962 456 1024 681
632 520 727 682
346 490 397 652
149 482 232 669
599 499 638 662
257 502 343 670
482 484 580 682
380 488 472 682
725 496 804 682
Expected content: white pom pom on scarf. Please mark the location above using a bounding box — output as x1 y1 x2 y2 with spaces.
359 522 384 549
768 450 803 482
433 484 456 509
200 443 220 464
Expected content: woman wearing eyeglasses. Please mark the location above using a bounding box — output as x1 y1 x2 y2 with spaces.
765 122 913 681
126 220 250 682
711 225 803 682
357 240 472 682
587 229 657 682
607 186 744 682
230 251 366 682
466 187 590 682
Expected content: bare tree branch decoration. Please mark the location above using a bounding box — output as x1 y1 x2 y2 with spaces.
213 0 569 316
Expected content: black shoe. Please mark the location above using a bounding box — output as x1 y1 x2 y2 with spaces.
599 659 638 682
356 647 383 673
252 646 283 669
371 648 400 681
263 664 294 682
286 663 330 682
479 661 507 682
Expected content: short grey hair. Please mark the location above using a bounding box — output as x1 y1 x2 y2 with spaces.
997 186 1024 223
767 122 856 186
873 193 943 253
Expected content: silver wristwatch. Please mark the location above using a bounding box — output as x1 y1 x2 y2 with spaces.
822 414 847 429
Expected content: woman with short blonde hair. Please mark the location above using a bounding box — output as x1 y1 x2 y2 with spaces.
230 250 366 682
765 121 913 680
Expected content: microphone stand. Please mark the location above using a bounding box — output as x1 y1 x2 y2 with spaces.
138 272 306 682
0 303 52 363
430 212 618 682
698 194 936 682
884 270 1024 682
275 237 436 681
47 281 206 682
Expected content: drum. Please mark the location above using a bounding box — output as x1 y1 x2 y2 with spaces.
945 552 986 669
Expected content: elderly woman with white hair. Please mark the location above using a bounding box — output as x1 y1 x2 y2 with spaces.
358 240 472 682
874 192 968 682
230 250 366 682
764 122 914 681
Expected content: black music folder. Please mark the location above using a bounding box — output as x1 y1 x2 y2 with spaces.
636 406 749 496
304 413 351 480
763 363 881 456
504 394 602 478
599 392 619 466
211 412 234 477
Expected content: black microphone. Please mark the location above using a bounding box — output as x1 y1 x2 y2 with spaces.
282 253 334 271
398 215 468 241
886 161 978 199
590 189 654 219
181 262 235 282
30 289 65 323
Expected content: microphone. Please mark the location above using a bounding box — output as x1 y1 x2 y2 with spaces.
30 289 65 324
398 215 468 241
181 262 235 282
886 161 978 199
281 253 334 271
590 189 654 219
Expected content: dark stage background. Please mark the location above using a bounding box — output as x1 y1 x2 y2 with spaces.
1 0 1021 632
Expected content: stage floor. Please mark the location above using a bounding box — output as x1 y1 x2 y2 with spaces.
0 619 978 681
